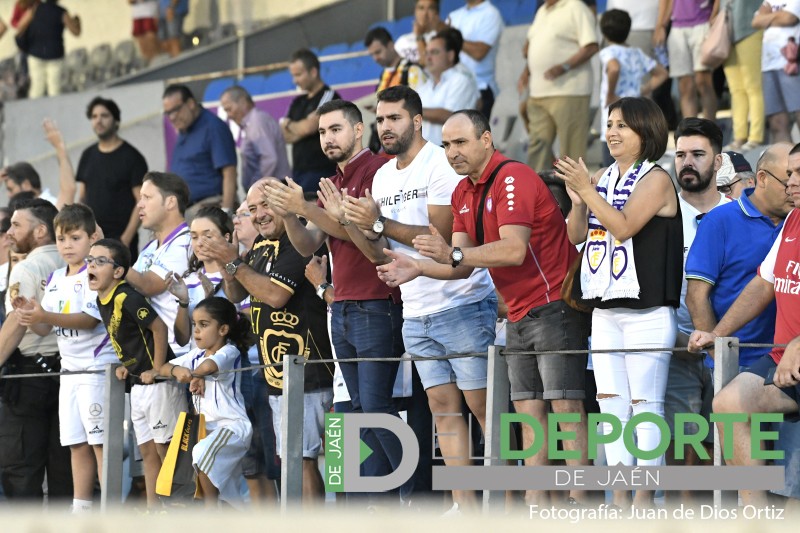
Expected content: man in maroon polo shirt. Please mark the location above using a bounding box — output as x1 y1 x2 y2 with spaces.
263 99 429 498
377 109 590 506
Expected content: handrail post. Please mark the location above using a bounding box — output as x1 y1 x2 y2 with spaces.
482 345 508 512
713 336 739 508
280 355 305 512
101 364 125 511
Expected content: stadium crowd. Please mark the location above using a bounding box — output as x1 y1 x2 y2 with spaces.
0 0 799 518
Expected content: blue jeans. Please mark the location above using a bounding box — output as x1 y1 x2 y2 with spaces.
331 299 404 482
240 371 280 480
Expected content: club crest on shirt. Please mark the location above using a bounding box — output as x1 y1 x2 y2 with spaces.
137 308 150 320
8 282 19 302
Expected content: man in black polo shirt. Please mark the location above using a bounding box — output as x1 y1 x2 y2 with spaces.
280 48 340 194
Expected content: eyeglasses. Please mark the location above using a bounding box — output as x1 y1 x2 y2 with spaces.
84 255 119 267
233 212 251 221
717 178 741 195
163 100 186 118
763 168 790 192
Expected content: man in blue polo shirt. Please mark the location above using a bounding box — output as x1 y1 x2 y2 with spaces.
162 84 237 215
685 142 794 369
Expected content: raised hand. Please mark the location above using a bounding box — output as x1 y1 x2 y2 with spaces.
15 297 43 327
317 178 346 223
376 249 421 287
305 255 329 288
166 271 189 303
413 224 451 264
342 188 381 231
198 271 216 298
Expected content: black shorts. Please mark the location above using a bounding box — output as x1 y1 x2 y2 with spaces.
505 300 589 401
747 353 800 407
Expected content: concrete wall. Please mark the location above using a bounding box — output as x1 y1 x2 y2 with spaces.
1 80 166 206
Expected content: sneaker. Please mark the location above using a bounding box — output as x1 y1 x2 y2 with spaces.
739 141 762 152
441 502 462 518
722 140 744 152
566 497 584 508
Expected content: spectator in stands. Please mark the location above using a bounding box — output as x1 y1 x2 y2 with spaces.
15 0 80 99
158 0 187 57
0 209 11 295
342 86 497 514
162 84 238 214
598 9 668 166
654 0 718 120
716 151 755 199
129 0 160 64
689 143 800 507
205 178 334 504
447 0 504 118
75 96 147 260
417 29 479 148
664 118 729 505
126 171 192 359
220 85 291 192
722 0 764 152
557 97 681 508
377 109 592 507
521 0 598 173
753 1 800 144
0 198 70 501
394 0 447 66
280 49 340 194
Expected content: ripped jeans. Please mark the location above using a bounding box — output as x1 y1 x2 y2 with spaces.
591 306 677 467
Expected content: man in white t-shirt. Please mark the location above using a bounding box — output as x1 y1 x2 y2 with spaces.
342 85 496 513
417 29 479 148
127 172 192 357
394 0 447 66
446 0 504 118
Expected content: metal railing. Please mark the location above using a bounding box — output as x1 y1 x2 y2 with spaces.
0 337 772 511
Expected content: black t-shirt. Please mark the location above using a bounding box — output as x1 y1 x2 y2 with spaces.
286 85 340 175
76 141 147 239
26 2 66 60
97 281 174 389
246 233 333 395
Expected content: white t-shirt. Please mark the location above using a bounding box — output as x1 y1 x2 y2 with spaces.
418 67 479 147
41 267 118 374
130 0 158 19
607 0 660 31
0 262 8 292
371 142 495 318
762 0 800 71
447 0 504 93
394 29 437 63
677 192 730 335
133 223 191 355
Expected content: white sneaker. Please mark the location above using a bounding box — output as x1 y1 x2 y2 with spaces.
441 502 462 518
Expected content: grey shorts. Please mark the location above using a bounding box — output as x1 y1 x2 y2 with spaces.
270 388 333 459
158 13 185 40
663 352 713 443
763 69 800 116
667 23 710 77
505 300 589 401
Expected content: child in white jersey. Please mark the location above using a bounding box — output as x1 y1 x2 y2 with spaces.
14 204 119 513
159 296 254 508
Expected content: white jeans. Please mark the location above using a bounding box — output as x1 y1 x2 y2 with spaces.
591 306 677 467
28 55 63 99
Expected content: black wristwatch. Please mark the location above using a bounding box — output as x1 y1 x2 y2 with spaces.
450 247 464 268
225 258 243 276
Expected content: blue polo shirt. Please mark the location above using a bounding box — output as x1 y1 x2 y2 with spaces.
170 108 237 204
685 188 783 368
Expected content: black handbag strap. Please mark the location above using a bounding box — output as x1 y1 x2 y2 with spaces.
475 159 517 245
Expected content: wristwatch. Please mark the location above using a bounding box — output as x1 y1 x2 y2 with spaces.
316 282 333 300
561 62 571 72
450 247 464 268
225 258 243 276
372 215 387 236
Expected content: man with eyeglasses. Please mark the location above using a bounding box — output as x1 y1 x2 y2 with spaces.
716 151 755 199
162 84 238 216
689 142 800 506
663 118 731 503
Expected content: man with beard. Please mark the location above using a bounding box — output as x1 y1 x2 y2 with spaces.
664 118 729 497
342 85 496 514
75 97 148 260
0 198 71 501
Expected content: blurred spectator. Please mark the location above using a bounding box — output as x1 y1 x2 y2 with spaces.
220 85 291 191
75 97 147 259
280 49 340 194
753 1 800 144
129 0 160 64
15 0 80 99
2 151 77 209
418 29 479 147
655 0 718 120
158 0 187 57
395 0 448 66
162 84 238 214
716 151 755 198
447 0 504 118
722 0 764 152
521 0 598 173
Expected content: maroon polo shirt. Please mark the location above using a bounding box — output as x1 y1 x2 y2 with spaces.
451 151 575 322
319 148 401 302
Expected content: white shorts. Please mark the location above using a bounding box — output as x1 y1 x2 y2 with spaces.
130 381 186 445
270 389 333 459
59 373 106 446
192 422 251 508
667 22 711 77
